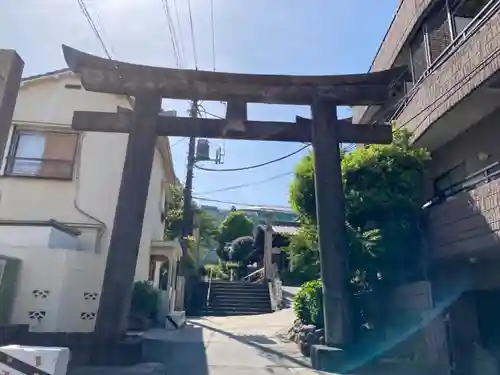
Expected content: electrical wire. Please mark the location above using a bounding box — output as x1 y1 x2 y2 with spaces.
209 0 216 71
197 105 223 119
195 144 310 172
171 137 188 147
92 7 117 58
76 0 113 60
192 196 292 209
76 0 135 107
172 0 187 67
187 0 199 69
195 171 293 195
161 0 182 67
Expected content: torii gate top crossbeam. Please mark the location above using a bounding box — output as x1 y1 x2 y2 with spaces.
62 45 407 106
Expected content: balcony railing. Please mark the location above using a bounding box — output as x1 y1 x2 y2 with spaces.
424 160 500 209
392 0 500 122
425 160 500 258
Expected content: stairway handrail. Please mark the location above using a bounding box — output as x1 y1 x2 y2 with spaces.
206 266 214 307
242 267 264 282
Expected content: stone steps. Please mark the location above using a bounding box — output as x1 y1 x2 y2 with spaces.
199 281 272 316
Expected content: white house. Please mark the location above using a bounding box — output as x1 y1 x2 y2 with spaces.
0 69 181 332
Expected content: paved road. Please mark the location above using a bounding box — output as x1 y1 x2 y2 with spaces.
143 305 328 375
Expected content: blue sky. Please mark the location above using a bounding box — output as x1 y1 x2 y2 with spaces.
1 0 398 209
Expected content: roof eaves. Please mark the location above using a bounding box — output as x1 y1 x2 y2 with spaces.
21 68 72 83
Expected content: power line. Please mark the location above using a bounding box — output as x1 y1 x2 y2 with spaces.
187 0 199 69
209 0 216 71
76 0 135 108
171 137 188 147
92 7 117 57
160 0 182 67
195 144 310 172
193 196 292 209
76 0 113 59
197 106 223 119
172 0 187 67
195 171 293 195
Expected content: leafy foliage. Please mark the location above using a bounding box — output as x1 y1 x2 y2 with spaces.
164 184 184 240
293 279 324 328
230 236 256 263
216 211 254 260
288 130 429 287
342 130 430 285
202 263 230 280
282 226 319 284
288 130 430 331
179 235 198 277
130 281 158 319
164 184 217 246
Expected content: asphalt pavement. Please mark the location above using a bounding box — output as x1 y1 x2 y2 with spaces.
142 300 329 375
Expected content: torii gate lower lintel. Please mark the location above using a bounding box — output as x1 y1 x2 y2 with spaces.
61 45 402 346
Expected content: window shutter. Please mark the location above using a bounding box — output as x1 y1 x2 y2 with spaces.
40 132 78 177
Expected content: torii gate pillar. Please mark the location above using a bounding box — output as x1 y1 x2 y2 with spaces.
0 50 24 160
311 100 350 346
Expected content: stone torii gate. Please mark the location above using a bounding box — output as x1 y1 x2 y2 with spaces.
62 45 404 345
0 50 24 161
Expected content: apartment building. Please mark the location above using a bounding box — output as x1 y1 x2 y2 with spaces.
0 69 181 332
353 0 500 373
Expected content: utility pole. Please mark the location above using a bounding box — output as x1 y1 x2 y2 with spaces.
181 100 198 253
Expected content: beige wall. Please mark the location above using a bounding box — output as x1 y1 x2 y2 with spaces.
425 109 500 259
0 73 173 282
1 244 104 332
428 108 500 182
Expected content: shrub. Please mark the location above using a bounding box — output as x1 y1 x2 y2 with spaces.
130 281 158 319
203 264 229 280
293 279 324 328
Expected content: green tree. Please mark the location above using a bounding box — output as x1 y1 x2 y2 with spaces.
288 130 429 333
216 211 254 260
288 129 430 286
230 236 255 263
197 210 217 249
282 225 319 284
164 184 184 240
164 184 217 250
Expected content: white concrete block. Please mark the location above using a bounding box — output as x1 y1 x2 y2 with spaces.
164 310 186 330
0 345 70 375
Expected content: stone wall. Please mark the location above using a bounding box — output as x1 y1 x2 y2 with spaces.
428 180 500 258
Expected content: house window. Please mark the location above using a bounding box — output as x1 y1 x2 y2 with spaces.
6 129 78 179
450 0 490 35
434 162 466 197
410 27 428 82
427 4 452 63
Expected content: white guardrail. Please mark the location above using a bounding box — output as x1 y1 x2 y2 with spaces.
0 345 70 375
